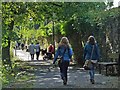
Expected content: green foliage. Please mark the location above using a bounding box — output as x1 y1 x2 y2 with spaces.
63 3 119 36
55 21 65 35
2 64 14 85
2 2 25 47
2 56 35 87
2 2 118 46
2 2 119 65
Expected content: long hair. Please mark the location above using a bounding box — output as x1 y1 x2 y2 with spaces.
58 37 70 47
87 36 96 45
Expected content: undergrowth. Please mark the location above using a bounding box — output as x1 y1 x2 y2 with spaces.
2 56 34 88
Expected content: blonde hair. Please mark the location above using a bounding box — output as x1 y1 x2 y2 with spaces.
58 37 70 47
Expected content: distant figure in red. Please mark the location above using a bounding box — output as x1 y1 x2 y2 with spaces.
48 44 54 54
43 44 54 60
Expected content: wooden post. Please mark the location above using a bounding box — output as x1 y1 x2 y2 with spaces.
117 14 120 76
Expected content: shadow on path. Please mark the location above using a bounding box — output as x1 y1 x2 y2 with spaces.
4 49 118 88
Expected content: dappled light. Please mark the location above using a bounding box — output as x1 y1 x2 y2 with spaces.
1 2 119 89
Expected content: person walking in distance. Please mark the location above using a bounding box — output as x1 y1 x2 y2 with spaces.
53 37 73 85
83 35 100 84
35 42 41 60
29 43 35 60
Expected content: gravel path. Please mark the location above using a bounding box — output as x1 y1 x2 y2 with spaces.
4 49 119 89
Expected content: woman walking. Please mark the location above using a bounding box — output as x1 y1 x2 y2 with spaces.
83 35 100 84
53 37 73 85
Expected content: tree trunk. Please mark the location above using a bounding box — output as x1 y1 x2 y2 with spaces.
69 32 84 67
2 37 12 68
2 21 14 68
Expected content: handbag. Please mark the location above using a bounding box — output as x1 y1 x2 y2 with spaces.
83 45 95 70
83 60 92 70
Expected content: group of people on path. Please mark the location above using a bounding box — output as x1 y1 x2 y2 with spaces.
29 42 41 60
28 42 54 60
17 35 100 86
53 36 100 85
15 41 25 50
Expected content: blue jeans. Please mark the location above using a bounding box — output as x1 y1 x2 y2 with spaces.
59 60 69 82
89 63 95 80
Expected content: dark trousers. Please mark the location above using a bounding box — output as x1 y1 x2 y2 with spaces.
30 54 34 60
46 52 52 59
36 52 40 60
59 60 69 82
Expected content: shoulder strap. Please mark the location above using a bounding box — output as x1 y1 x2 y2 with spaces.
90 45 94 59
67 47 71 59
62 47 66 57
58 46 66 57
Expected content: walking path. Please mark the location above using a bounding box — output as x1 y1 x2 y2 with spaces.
4 49 119 89
14 49 53 66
